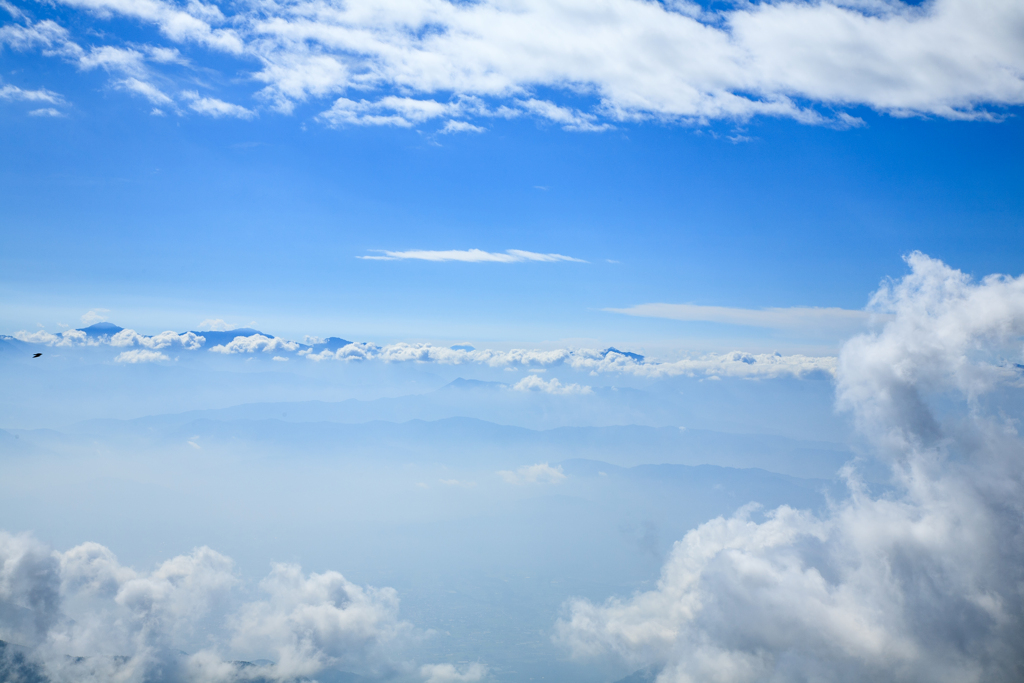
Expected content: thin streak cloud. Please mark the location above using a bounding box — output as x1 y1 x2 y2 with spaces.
607 303 876 332
358 249 586 263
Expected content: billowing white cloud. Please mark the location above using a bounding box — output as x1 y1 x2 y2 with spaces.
229 563 413 678
13 329 89 346
27 107 64 117
209 334 299 354
114 349 170 363
10 0 1024 127
498 463 566 485
110 329 205 350
358 248 586 263
0 533 423 682
555 253 1024 682
510 375 592 395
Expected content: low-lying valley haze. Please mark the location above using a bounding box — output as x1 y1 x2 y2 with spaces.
3 0 1024 682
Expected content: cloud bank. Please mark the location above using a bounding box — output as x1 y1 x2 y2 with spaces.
555 253 1024 682
3 0 1023 128
8 324 836 380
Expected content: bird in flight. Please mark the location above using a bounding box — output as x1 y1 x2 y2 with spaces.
32 353 42 358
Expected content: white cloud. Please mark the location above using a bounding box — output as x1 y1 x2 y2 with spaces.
229 563 413 678
78 44 147 75
81 308 110 325
182 90 256 119
209 334 298 354
114 349 170 363
0 533 419 682
510 375 592 395
12 0 1024 128
272 355 288 361
358 249 586 263
556 253 1024 681
7 321 834 379
318 95 456 127
607 302 877 333
117 77 174 105
421 662 488 683
440 120 485 134
54 0 244 54
0 84 64 103
110 329 205 350
303 342 835 379
27 107 64 117
517 99 613 132
498 463 566 485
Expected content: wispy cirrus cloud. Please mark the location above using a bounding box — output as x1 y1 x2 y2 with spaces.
358 249 586 263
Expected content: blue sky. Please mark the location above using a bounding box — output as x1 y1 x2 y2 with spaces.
3 0 1024 352
5 3 1024 682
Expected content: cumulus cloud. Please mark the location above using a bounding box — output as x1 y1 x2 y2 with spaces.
0 533 420 682
8 0 1024 127
110 329 205 350
510 375 592 395
13 329 89 347
114 349 170 363
498 463 566 485
27 107 64 117
229 563 413 678
209 334 298 354
555 253 1024 682
358 249 586 263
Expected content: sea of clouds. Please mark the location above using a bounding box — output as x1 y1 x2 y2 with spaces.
3 254 1024 682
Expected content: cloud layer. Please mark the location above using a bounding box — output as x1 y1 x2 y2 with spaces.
3 0 1024 127
555 253 1024 682
8 324 836 379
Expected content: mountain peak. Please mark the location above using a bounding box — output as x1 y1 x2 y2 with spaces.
77 322 124 336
